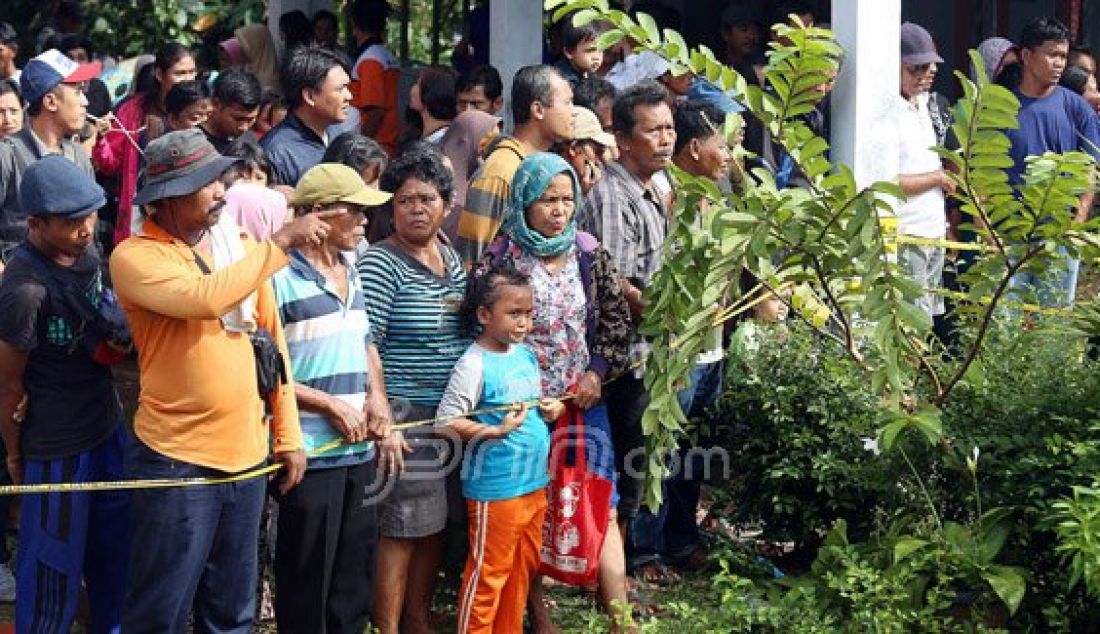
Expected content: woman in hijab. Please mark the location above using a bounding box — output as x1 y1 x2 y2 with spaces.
438 108 501 239
236 24 281 94
472 152 633 633
973 36 1020 87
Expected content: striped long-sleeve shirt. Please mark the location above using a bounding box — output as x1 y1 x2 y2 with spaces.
357 240 471 409
451 136 529 268
272 250 375 467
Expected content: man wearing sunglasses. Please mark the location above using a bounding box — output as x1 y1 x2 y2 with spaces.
0 49 100 263
896 23 955 324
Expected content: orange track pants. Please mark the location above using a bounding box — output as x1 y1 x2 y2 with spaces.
456 488 548 633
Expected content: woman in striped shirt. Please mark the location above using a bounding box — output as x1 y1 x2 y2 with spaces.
357 142 469 634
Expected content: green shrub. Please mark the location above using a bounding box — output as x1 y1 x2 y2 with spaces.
712 324 906 561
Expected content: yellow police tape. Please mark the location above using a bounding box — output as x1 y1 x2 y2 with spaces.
0 396 575 497
895 235 990 252
0 234 1076 496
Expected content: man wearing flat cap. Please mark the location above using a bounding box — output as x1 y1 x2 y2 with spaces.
109 129 338 631
270 163 393 633
0 156 128 633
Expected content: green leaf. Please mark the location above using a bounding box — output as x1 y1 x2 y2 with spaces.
982 565 1027 615
894 536 929 562
636 12 661 45
595 29 624 51
879 419 908 453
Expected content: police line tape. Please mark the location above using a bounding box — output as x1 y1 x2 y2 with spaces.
0 396 574 497
0 236 1077 495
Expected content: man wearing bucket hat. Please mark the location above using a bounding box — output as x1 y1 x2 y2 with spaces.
270 163 392 633
0 49 100 262
110 129 339 631
0 156 129 632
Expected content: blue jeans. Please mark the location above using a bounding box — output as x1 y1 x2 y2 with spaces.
630 360 724 567
1008 247 1079 308
122 439 266 634
16 424 130 634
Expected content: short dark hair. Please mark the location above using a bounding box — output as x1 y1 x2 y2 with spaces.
380 141 454 205
281 44 350 111
673 100 725 155
511 64 564 125
165 79 212 117
58 33 94 58
323 131 388 175
559 12 601 51
280 10 314 51
573 77 616 112
1060 65 1092 95
418 66 457 121
457 64 503 101
313 9 338 31
612 80 669 135
349 0 390 35
775 0 818 23
1018 17 1070 51
1069 46 1095 67
0 22 16 46
213 68 262 109
223 135 273 183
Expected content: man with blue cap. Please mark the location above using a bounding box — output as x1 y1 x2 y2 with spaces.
0 155 130 633
0 49 101 264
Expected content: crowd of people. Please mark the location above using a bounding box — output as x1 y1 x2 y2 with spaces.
0 0 1096 632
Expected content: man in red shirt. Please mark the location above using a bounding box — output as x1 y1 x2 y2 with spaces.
349 0 399 155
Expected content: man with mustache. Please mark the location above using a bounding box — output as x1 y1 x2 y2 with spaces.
896 22 955 323
577 79 676 581
1005 17 1100 307
110 129 337 631
629 100 734 581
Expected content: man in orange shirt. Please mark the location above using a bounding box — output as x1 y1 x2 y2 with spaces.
349 0 399 155
110 129 336 632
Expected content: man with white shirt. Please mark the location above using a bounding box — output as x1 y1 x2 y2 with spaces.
896 23 955 321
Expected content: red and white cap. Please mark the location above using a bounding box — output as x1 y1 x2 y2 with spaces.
20 49 102 105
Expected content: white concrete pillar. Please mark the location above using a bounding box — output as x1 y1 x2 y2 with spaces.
489 0 545 129
830 0 901 189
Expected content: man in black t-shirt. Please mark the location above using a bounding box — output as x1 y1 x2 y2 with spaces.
0 156 129 633
201 68 262 154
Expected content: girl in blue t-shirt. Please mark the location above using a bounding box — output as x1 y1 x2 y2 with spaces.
437 264 562 633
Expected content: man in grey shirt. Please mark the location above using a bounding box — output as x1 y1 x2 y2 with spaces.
577 79 676 555
0 49 99 261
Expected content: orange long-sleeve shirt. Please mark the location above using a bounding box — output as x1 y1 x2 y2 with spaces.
110 221 302 472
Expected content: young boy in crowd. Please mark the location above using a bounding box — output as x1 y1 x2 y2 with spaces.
555 14 604 85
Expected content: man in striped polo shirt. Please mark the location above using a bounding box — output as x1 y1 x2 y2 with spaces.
271 163 393 633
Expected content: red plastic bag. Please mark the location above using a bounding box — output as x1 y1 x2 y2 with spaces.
539 402 613 585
